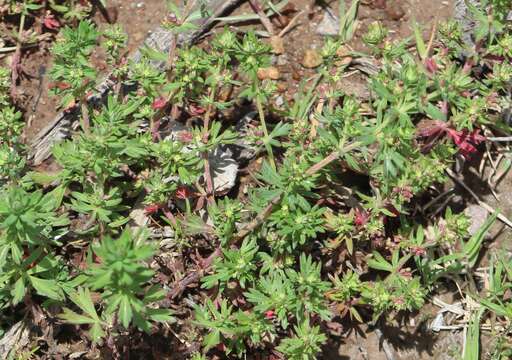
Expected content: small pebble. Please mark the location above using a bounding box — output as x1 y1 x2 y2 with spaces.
257 66 280 80
316 9 339 36
302 49 323 68
270 36 284 54
464 204 490 237
386 2 405 21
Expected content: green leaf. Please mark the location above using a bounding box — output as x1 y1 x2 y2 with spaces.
140 45 169 62
59 308 97 325
29 276 63 301
463 211 497 268
367 252 393 272
413 22 427 60
12 277 26 304
203 329 221 350
147 308 174 322
50 4 70 13
27 171 62 186
464 309 483 360
119 295 133 328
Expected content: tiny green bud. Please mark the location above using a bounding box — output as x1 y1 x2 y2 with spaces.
363 21 388 47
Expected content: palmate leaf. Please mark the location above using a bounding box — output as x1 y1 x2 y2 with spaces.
119 295 133 328
59 287 105 343
29 276 63 301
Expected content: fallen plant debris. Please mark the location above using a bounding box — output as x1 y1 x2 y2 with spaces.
1 0 512 359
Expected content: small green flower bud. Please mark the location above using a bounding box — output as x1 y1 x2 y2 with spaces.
363 21 388 47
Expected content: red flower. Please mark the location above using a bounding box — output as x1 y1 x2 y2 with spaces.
43 14 60 30
216 343 226 352
144 204 161 215
50 81 71 90
354 208 370 227
410 246 426 256
417 120 485 158
175 186 191 200
177 131 193 143
188 103 205 116
424 57 438 74
265 310 275 319
446 128 485 158
152 97 166 110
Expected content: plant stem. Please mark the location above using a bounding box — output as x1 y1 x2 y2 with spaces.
232 142 360 244
255 86 276 170
10 9 26 98
80 95 91 135
202 86 217 205
248 0 275 35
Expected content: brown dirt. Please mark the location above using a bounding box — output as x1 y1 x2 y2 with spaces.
11 0 169 142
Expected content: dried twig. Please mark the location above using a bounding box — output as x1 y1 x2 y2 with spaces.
374 328 396 360
445 168 512 229
248 0 275 35
487 136 512 142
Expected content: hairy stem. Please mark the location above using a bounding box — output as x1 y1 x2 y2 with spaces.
10 10 26 99
255 88 276 170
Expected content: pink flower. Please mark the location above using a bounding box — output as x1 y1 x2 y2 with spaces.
177 131 193 143
175 186 191 200
188 103 206 116
424 57 438 74
43 14 60 30
152 97 166 110
354 208 370 227
265 310 275 319
144 204 161 215
462 59 473 74
410 246 426 256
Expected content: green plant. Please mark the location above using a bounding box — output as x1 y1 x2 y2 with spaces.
49 20 98 132
276 319 327 360
0 186 69 308
85 228 173 331
202 238 258 290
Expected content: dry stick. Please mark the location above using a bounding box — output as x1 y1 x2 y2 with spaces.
487 136 512 142
80 96 91 135
248 0 275 35
374 328 397 360
445 168 512 229
278 10 305 37
425 21 438 58
169 247 221 299
202 87 217 205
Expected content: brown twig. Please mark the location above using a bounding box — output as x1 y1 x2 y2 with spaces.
80 96 91 135
168 247 221 299
445 168 512 228
278 10 305 38
248 0 275 35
